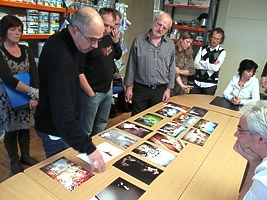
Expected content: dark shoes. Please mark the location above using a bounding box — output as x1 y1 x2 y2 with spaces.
10 159 24 174
21 156 38 166
10 156 38 175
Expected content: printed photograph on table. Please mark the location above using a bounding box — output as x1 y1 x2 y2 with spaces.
173 113 199 127
116 121 152 138
187 106 208 117
193 119 218 134
113 154 163 185
158 121 187 137
99 128 138 149
182 128 210 147
134 113 163 127
40 157 94 191
164 102 191 112
90 177 145 200
132 142 177 167
77 142 124 165
148 132 187 153
155 106 180 117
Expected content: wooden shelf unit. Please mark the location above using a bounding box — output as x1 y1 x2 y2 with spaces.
21 34 51 40
164 4 209 9
0 1 69 13
172 25 206 32
0 1 76 40
164 1 220 46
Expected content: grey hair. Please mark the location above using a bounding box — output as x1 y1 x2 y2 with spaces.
153 11 172 28
239 100 267 140
69 9 91 32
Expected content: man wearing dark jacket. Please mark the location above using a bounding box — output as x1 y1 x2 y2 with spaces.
34 7 106 173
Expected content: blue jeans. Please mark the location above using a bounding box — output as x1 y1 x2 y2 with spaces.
80 89 113 136
36 130 69 158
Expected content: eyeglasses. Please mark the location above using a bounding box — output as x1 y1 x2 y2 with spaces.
236 127 250 135
76 26 100 44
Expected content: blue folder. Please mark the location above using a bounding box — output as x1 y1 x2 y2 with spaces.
2 73 30 111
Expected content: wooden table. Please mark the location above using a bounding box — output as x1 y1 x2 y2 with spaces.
179 117 247 199
170 94 241 118
0 172 59 200
21 94 246 200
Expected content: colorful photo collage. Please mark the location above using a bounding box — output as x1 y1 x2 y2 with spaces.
40 157 94 191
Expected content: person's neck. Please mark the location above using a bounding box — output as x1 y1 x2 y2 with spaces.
4 41 18 49
149 32 162 46
238 76 248 88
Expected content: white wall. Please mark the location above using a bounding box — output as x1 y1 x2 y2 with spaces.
215 0 267 96
118 0 155 76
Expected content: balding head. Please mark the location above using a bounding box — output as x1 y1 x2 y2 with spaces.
69 7 104 53
70 7 104 34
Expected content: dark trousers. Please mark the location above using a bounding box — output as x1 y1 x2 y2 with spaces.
190 83 217 95
131 82 166 116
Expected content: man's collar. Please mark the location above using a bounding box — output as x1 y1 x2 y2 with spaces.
146 29 168 42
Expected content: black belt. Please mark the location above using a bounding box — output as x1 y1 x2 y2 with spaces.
135 82 166 89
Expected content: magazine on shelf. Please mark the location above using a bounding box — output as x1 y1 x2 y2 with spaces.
148 132 187 153
40 157 94 191
99 128 138 149
89 177 145 200
113 154 163 185
132 142 177 167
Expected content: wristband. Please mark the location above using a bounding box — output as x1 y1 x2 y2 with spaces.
27 87 38 99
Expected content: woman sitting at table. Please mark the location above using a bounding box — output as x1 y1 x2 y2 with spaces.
223 59 260 105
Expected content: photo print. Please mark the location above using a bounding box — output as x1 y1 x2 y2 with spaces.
132 142 176 167
113 154 163 185
148 132 187 153
182 128 210 147
155 106 180 117
90 177 145 200
116 121 152 138
173 113 198 127
77 142 124 165
187 106 208 117
193 119 218 134
164 102 191 112
134 113 163 127
158 121 187 137
99 128 138 149
40 157 94 191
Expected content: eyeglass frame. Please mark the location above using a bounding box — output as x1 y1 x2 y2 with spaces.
75 26 101 44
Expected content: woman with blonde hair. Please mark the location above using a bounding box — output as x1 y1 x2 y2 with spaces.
171 31 195 95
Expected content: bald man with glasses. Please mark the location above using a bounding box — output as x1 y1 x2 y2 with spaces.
35 7 106 173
